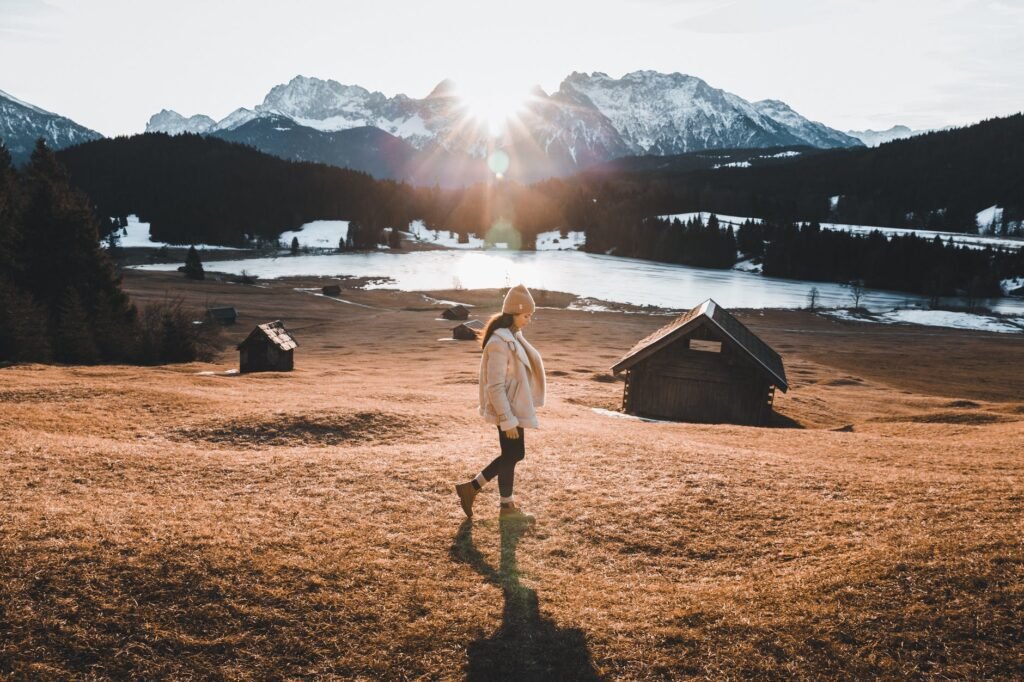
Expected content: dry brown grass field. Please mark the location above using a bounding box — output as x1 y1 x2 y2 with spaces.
2 270 1022 680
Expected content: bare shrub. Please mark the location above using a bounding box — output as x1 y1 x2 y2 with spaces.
135 297 225 364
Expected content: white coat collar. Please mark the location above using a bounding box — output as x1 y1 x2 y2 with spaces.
493 327 531 370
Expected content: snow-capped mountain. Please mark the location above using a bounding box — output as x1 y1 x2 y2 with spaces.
752 99 862 148
146 109 217 135
845 125 927 147
143 71 861 182
146 107 257 135
559 71 797 154
0 89 103 164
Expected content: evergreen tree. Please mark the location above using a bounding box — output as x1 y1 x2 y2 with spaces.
53 288 98 364
18 140 136 361
291 236 299 254
0 280 51 362
183 245 205 280
0 143 50 362
0 143 20 279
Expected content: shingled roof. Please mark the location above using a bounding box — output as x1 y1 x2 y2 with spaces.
237 320 298 351
611 300 788 391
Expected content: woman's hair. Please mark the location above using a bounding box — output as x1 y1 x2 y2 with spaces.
479 312 515 348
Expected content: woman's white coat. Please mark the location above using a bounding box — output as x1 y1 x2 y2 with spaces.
478 327 546 430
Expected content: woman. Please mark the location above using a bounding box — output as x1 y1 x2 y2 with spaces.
455 284 546 523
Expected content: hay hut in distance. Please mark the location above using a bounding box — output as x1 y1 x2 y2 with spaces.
442 305 470 321
452 319 484 341
207 306 237 325
238 320 298 373
611 299 787 425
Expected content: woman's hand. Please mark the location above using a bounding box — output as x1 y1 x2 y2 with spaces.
504 428 520 439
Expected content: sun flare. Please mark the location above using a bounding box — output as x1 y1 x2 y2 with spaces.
457 88 530 135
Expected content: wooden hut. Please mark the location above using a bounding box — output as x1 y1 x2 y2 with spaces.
452 319 484 341
207 306 237 325
611 299 788 425
238 320 298 373
322 284 341 297
442 305 470 321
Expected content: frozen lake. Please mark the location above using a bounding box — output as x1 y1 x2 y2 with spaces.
132 249 1024 315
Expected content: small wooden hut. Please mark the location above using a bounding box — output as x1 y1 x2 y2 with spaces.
442 305 470 321
207 306 237 325
611 299 788 425
452 319 484 341
322 284 341 297
238 320 298 373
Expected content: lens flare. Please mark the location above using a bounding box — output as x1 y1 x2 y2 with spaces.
487 150 510 177
486 218 522 250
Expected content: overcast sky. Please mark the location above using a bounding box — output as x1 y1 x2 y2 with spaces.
2 0 1021 137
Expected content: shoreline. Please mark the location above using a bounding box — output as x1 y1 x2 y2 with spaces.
116 269 1024 338
113 242 1024 311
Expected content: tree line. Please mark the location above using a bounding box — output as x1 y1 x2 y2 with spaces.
57 133 419 247
0 140 221 364
574 113 1024 235
738 219 1024 301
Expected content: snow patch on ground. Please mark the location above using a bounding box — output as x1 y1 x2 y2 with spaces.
825 309 1023 334
568 298 614 312
659 212 761 227
713 160 752 169
818 221 1024 251
535 230 586 250
292 287 377 308
733 258 763 273
279 220 349 249
591 408 675 424
660 211 1023 251
976 205 1003 232
830 195 840 210
407 220 485 249
107 215 243 250
421 295 475 307
1001 277 1024 295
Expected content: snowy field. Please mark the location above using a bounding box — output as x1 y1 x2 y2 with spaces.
404 221 585 251
825 309 1023 334
406 220 485 249
659 211 1024 251
107 215 244 250
280 220 349 249
535 230 586 250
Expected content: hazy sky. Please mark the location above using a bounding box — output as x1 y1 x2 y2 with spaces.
2 0 1022 137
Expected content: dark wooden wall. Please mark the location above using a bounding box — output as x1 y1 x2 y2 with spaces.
239 339 294 373
622 329 773 425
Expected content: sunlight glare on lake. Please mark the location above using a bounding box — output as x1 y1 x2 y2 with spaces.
453 252 518 289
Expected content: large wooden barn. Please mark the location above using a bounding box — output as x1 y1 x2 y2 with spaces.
611 299 788 425
238 320 298 373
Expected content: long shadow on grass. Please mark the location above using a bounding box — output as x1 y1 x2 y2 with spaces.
451 520 600 681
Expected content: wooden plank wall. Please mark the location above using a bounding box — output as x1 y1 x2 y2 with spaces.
624 336 771 425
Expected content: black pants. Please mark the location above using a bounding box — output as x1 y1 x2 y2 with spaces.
481 427 525 497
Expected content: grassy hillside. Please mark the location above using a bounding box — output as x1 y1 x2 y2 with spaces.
1 274 1021 679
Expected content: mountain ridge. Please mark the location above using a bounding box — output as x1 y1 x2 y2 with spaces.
0 89 103 164
143 71 862 183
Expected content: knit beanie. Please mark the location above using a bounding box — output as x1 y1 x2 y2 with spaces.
502 284 536 315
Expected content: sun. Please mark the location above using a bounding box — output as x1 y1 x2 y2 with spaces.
457 88 531 136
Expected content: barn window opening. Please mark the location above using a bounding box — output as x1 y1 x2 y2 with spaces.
690 340 722 353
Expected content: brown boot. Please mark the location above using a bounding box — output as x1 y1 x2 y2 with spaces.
455 482 478 518
499 501 535 524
